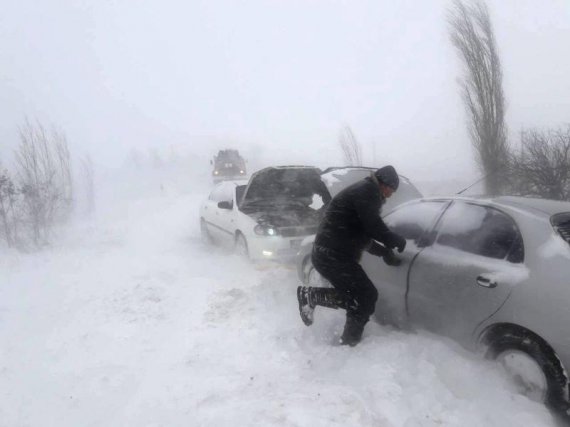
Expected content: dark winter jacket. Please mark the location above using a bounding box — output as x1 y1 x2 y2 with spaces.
314 174 400 261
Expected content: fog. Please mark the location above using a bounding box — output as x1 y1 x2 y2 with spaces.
1 0 569 185
2 3 570 424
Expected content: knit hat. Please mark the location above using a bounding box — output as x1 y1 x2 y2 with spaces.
374 165 399 190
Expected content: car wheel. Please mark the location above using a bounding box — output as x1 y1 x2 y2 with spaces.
486 330 569 411
200 218 212 244
235 233 249 259
303 256 329 287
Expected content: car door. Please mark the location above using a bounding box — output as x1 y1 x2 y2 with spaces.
407 201 526 346
361 200 449 327
215 183 239 247
203 183 228 243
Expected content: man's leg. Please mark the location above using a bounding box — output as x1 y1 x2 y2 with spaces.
329 263 378 346
297 246 356 325
297 248 378 346
296 285 349 326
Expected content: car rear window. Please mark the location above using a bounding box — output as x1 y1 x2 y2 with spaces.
551 213 570 245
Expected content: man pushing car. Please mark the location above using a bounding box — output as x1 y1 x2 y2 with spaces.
297 165 406 346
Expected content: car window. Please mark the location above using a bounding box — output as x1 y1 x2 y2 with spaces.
384 201 447 241
436 202 524 262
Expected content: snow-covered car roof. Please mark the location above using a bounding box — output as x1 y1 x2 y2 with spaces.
320 166 423 213
415 195 570 218
491 196 570 217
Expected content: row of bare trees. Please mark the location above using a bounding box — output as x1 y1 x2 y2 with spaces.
507 128 570 200
338 1 567 200
0 119 94 249
448 0 569 200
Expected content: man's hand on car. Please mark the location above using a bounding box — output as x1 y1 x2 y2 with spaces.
384 232 406 253
382 249 402 266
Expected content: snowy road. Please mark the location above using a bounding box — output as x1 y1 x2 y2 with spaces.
0 185 560 426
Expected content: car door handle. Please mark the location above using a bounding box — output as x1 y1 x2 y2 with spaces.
476 275 498 289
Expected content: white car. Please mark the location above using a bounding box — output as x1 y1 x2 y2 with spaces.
199 166 331 261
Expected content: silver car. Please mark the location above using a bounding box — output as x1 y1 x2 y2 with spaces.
298 195 570 411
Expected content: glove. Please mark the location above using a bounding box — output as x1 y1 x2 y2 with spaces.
382 249 402 266
384 231 406 253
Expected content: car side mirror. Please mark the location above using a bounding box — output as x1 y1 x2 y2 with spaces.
218 201 232 210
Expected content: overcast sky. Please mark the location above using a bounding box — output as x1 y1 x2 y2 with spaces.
1 0 569 182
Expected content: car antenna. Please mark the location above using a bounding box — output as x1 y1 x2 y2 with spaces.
456 173 491 195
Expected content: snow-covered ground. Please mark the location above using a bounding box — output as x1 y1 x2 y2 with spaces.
0 171 560 426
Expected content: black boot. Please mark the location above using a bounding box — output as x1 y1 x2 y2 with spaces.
339 316 367 347
297 287 344 326
297 286 315 326
310 287 344 309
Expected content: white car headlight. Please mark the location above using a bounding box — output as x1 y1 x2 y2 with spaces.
254 224 279 236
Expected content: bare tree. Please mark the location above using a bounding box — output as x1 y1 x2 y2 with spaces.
15 119 74 245
448 0 509 195
339 125 363 166
0 168 20 247
53 127 73 208
508 127 570 201
81 154 95 214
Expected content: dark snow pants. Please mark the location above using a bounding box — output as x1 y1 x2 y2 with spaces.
311 245 378 323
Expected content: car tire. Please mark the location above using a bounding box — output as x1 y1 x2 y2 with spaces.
200 218 212 244
486 329 569 412
235 233 249 259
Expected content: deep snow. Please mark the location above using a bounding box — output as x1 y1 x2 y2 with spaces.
0 172 560 426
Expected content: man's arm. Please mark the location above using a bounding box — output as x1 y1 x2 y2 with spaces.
366 240 389 257
366 241 402 266
354 192 406 252
354 194 390 241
